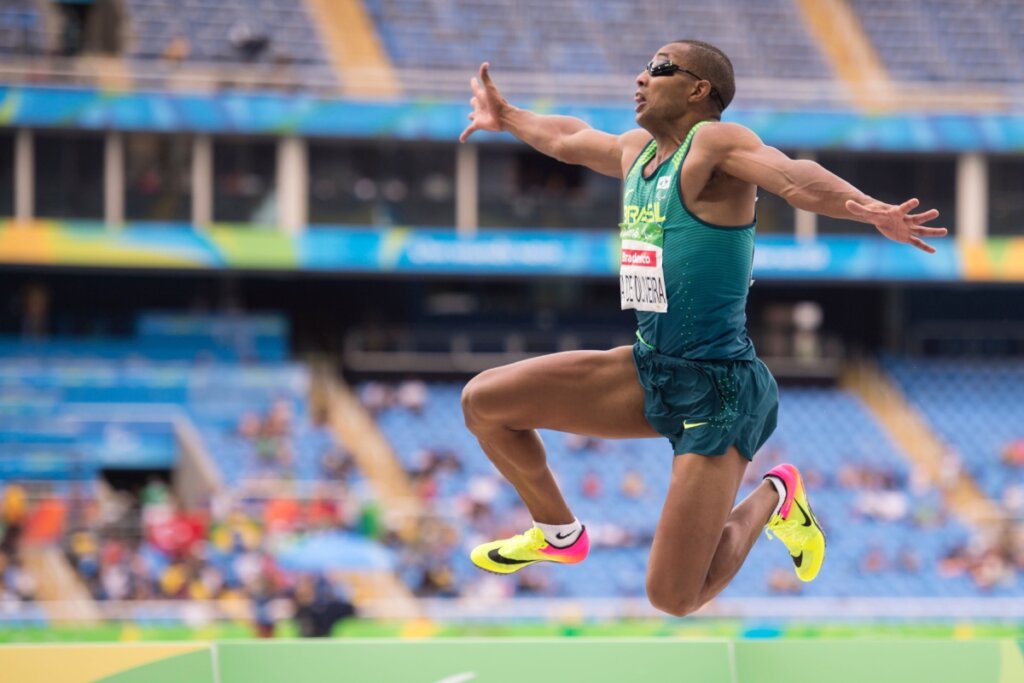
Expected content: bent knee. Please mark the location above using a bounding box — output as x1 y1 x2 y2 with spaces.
461 370 506 430
646 581 704 618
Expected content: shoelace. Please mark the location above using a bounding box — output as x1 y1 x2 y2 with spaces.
764 513 818 548
504 527 547 554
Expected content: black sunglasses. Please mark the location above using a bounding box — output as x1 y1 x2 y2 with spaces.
645 60 725 111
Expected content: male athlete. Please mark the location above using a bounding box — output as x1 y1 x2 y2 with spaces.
458 40 946 616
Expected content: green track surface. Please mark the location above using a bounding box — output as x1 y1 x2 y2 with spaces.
1 620 1022 643
2 638 1022 683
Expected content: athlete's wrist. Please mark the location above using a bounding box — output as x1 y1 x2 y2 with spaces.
846 196 884 223
497 103 522 133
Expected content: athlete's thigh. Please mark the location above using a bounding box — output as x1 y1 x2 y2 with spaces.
465 345 658 439
647 447 749 597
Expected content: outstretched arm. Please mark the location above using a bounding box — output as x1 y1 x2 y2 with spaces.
460 63 638 179
698 123 949 253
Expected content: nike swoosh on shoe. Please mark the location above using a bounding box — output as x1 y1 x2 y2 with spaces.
487 549 534 565
795 501 813 527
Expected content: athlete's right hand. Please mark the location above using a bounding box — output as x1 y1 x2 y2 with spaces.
460 63 508 142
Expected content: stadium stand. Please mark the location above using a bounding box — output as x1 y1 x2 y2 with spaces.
362 0 831 101
0 484 38 608
0 313 344 482
0 0 43 56
883 357 1024 510
849 0 1024 82
0 312 379 629
364 381 997 599
123 0 336 89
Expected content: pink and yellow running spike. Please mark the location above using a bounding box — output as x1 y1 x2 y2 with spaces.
471 527 590 574
764 463 827 582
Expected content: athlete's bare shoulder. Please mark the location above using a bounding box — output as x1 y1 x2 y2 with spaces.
690 121 763 160
618 128 653 176
681 121 759 223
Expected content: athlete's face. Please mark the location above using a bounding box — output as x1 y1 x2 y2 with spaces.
634 44 712 125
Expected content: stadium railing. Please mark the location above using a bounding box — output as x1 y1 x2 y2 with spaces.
1 57 1022 111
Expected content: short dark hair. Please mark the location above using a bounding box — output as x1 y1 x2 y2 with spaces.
672 39 735 113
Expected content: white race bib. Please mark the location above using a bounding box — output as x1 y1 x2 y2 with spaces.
619 221 668 313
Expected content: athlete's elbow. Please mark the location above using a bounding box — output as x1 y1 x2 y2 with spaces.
549 139 572 165
778 183 806 207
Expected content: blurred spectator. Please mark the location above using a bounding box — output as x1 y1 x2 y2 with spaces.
229 21 270 62
516 567 553 596
320 445 355 481
54 0 93 56
357 500 384 540
19 282 49 339
970 551 1012 592
293 574 355 637
264 399 294 438
1003 483 1024 517
417 562 458 597
0 553 37 602
860 544 888 574
854 489 909 522
937 446 964 492
588 521 639 548
465 474 500 508
838 464 903 491
767 567 802 594
360 382 394 415
251 575 277 638
792 301 823 361
411 448 463 479
938 543 970 578
463 573 514 600
1001 438 1024 467
937 523 1021 591
581 470 602 499
621 469 646 499
412 471 439 502
565 434 607 453
237 411 262 440
162 34 190 66
396 379 427 415
896 549 921 574
1 484 27 555
140 478 170 507
801 466 826 489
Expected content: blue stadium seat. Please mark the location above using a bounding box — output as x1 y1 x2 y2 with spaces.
123 0 337 90
849 0 1024 83
883 356 1024 505
361 0 831 103
366 380 974 599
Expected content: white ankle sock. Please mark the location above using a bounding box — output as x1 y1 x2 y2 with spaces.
534 518 583 547
764 475 787 519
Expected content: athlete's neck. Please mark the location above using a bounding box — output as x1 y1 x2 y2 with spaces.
644 114 715 166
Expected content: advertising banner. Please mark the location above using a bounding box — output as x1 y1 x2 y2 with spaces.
0 221 979 281
4 86 1024 150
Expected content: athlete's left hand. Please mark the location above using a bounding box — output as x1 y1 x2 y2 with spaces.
845 198 948 254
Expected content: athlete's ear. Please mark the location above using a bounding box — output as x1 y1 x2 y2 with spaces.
690 80 712 105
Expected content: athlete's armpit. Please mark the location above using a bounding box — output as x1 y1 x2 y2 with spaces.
695 123 878 220
691 122 797 198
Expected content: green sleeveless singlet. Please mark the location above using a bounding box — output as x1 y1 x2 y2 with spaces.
619 121 756 361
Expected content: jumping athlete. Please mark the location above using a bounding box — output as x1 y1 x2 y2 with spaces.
458 40 947 616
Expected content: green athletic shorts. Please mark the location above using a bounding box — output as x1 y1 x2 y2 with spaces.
632 341 779 460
